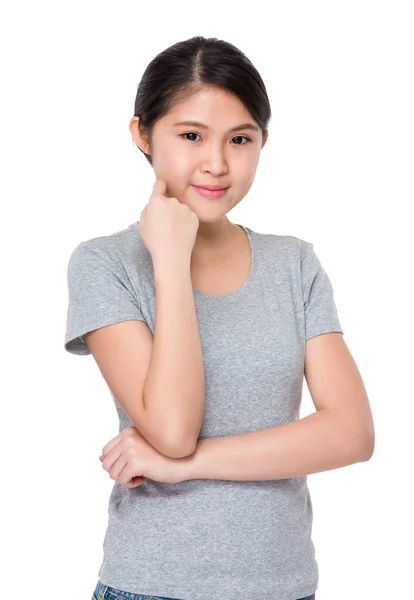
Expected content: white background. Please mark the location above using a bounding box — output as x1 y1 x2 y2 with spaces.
1 1 412 599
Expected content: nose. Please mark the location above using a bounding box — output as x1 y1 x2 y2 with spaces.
200 142 229 176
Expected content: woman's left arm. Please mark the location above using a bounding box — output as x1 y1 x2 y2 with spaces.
180 333 375 482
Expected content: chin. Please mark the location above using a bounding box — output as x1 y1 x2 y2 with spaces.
196 211 228 224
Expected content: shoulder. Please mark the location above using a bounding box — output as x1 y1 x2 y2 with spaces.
67 222 145 272
248 227 313 264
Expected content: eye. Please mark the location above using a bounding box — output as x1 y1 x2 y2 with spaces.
231 135 251 145
179 133 251 145
180 132 201 142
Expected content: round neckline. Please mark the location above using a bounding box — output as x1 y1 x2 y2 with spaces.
192 224 256 300
131 221 256 300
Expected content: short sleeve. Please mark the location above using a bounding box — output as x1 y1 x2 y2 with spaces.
64 240 146 355
301 240 344 341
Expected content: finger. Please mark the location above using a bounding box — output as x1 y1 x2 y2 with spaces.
150 178 167 199
101 427 132 459
109 453 129 482
116 459 135 486
101 434 122 458
101 444 123 473
124 476 146 489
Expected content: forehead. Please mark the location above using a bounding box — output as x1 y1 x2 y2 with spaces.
162 88 255 128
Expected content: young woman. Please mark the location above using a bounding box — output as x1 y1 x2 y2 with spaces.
64 36 374 600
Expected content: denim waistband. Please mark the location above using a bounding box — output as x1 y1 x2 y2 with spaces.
93 580 109 599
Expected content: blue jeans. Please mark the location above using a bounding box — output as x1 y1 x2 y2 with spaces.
92 580 316 600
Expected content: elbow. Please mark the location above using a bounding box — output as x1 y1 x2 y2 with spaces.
165 428 198 458
155 422 198 459
141 389 201 459
356 428 375 462
361 434 375 461
160 438 197 459
340 412 375 463
166 443 197 459
361 417 376 461
145 419 197 458
134 427 196 459
129 414 197 459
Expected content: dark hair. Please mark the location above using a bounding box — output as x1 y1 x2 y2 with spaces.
133 36 272 166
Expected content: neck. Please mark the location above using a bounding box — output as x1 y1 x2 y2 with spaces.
193 218 239 256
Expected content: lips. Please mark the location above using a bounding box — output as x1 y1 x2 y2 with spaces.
194 185 228 191
193 186 228 199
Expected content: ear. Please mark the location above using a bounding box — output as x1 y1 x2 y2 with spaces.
129 116 151 156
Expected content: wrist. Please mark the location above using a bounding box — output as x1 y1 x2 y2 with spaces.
153 256 191 278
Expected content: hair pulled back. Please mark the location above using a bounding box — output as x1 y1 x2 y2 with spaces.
133 36 271 166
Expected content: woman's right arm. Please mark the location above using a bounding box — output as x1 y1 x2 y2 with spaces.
143 259 205 458
84 259 205 460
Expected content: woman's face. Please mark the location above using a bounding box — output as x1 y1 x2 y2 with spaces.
132 87 267 224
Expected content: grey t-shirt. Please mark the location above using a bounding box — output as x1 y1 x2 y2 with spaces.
64 221 343 600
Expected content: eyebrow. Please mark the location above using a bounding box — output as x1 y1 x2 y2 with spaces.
172 120 260 134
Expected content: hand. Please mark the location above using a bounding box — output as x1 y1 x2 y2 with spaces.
99 426 190 487
138 178 199 266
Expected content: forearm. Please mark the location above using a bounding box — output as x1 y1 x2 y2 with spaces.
143 259 205 456
181 409 373 481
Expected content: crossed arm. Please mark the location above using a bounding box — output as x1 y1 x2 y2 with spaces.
179 407 373 482
177 332 375 482
89 262 374 482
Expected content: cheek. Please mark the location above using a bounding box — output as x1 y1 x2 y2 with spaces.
244 167 257 187
171 153 191 173
241 153 260 184
231 160 255 189
155 146 192 177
